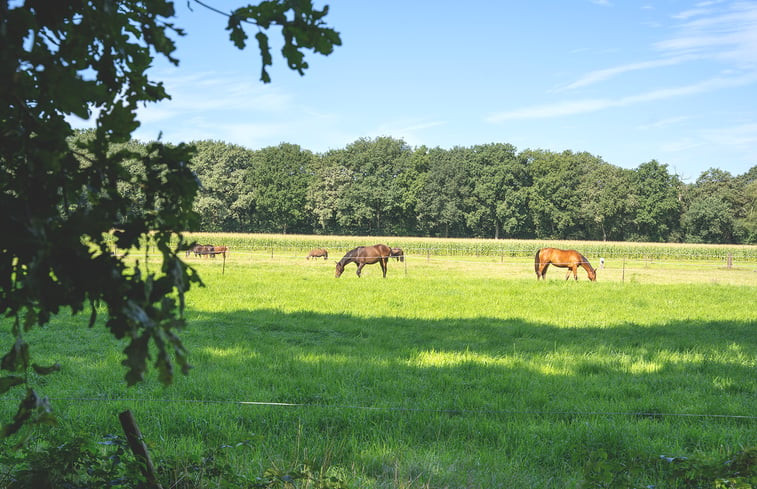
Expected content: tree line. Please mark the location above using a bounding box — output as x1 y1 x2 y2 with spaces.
78 132 757 244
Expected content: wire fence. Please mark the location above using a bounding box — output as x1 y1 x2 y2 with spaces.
47 396 757 421
172 248 757 277
135 247 757 266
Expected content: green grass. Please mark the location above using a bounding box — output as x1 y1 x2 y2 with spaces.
2 248 756 488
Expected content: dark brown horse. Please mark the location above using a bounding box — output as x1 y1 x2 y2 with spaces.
186 244 227 258
389 247 404 262
306 248 329 260
535 248 596 281
186 244 212 257
335 244 391 278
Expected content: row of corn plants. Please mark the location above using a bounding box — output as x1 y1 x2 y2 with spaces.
174 233 757 262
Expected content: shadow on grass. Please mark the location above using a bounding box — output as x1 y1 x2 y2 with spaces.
167 308 757 416
2 308 755 488
9 307 755 414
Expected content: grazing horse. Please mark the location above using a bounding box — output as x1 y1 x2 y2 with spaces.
198 244 215 258
306 248 329 260
389 247 404 262
335 244 391 278
186 244 209 257
186 244 226 258
212 245 228 259
535 248 596 281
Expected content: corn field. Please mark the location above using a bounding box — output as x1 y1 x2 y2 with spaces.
175 232 757 262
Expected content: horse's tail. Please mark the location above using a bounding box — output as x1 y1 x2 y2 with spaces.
534 249 541 274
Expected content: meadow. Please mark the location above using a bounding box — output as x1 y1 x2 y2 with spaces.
1 235 756 488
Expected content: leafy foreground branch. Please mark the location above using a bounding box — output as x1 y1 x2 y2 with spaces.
0 0 340 437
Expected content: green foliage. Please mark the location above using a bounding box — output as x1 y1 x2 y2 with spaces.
630 160 684 242
580 447 756 489
736 180 757 243
248 143 315 234
0 0 339 437
0 435 349 488
226 0 342 83
0 435 146 488
185 135 757 243
659 448 757 489
1 0 203 437
190 140 257 231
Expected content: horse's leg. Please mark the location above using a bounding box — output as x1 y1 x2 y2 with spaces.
567 265 578 280
380 258 387 278
539 263 549 279
566 265 576 280
356 263 364 277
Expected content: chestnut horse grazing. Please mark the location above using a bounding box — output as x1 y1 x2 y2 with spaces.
213 245 229 259
335 244 391 278
307 248 329 260
535 248 596 281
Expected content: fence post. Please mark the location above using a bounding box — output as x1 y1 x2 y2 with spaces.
119 410 163 489
727 254 733 269
622 258 625 283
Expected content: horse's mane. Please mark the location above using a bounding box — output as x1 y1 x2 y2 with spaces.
338 246 363 265
579 253 595 270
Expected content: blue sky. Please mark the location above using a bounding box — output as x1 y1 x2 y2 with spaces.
128 1 757 181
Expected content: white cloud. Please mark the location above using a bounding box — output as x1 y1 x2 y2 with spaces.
672 8 714 20
555 55 699 91
656 1 757 64
637 116 692 130
555 1 757 96
701 122 757 145
136 70 296 125
487 72 757 122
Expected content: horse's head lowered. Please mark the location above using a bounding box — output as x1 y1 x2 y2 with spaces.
587 266 597 281
335 261 345 278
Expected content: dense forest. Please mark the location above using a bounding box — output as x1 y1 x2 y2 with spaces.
74 131 757 244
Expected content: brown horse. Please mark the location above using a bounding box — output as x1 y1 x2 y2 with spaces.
535 248 596 281
335 244 391 278
389 247 404 262
187 244 227 258
212 245 228 259
186 244 213 257
306 248 329 260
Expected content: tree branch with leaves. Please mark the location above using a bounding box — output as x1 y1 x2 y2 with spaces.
0 0 340 438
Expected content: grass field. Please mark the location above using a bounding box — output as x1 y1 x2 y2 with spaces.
2 236 756 488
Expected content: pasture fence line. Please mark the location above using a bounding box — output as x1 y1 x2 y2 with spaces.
130 247 757 266
44 396 757 421
141 248 757 272
115 240 757 262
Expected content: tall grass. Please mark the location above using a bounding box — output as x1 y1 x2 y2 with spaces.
1 243 755 488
